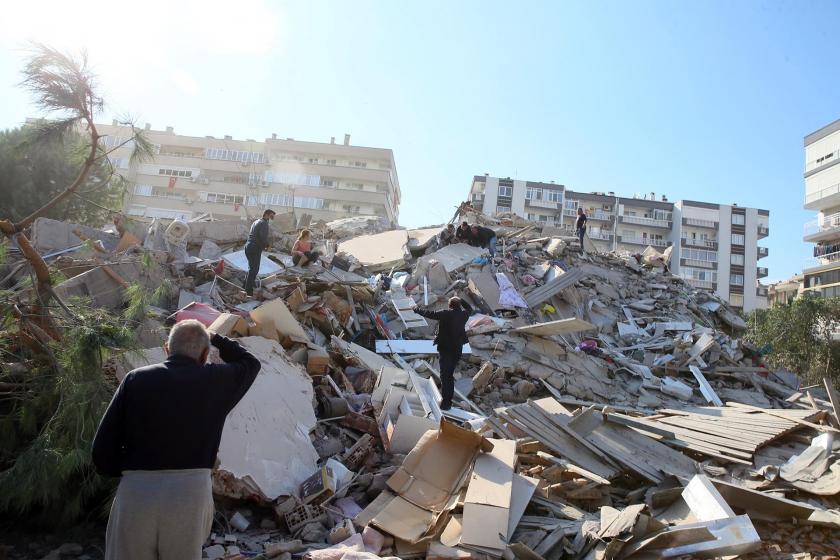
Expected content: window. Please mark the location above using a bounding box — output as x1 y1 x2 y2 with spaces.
496 206 511 213
498 185 513 197
683 268 718 282
683 248 717 262
730 254 745 265
527 213 536 220
110 157 128 169
205 148 265 164
201 192 245 205
653 209 672 221
265 173 321 186
295 197 325 209
326 159 336 166
134 184 153 196
731 213 745 225
308 157 319 164
545 190 562 203
321 179 335 187
350 182 364 190
260 193 293 206
158 168 193 178
352 161 367 168
539 215 548 222
731 233 745 245
564 200 578 210
526 188 542 200
731 274 744 286
730 294 744 307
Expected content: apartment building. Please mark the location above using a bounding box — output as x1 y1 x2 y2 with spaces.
803 118 840 298
768 275 804 307
467 175 770 311
97 123 401 225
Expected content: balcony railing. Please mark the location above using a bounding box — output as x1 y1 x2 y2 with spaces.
588 231 613 241
620 215 672 228
681 276 715 290
804 211 840 236
804 250 840 269
619 235 670 247
683 217 718 229
805 182 840 205
682 258 716 268
562 208 577 217
757 267 768 278
681 237 718 249
758 247 769 258
757 225 769 237
756 286 768 297
589 211 614 221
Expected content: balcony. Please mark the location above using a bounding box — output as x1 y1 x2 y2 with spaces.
527 198 561 210
757 224 769 239
588 231 614 242
756 286 768 297
681 276 715 290
618 235 671 248
804 250 840 272
757 266 768 278
681 237 719 250
682 258 716 269
803 211 840 242
682 217 718 229
758 247 769 259
589 211 615 222
619 215 672 229
562 208 577 217
804 182 840 211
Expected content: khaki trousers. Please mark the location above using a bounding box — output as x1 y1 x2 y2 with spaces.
105 469 214 560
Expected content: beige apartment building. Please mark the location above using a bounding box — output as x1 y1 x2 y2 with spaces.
97 122 401 225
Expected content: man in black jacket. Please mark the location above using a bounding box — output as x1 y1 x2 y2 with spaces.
470 224 497 258
414 297 473 410
244 209 275 296
92 319 261 560
455 221 474 245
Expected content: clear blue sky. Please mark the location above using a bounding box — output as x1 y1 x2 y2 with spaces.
1 0 838 282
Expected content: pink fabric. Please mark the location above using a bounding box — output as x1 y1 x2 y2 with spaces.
174 302 221 327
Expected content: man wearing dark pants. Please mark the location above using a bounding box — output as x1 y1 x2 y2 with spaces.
575 207 587 250
470 224 497 259
414 297 473 410
244 209 275 296
92 320 261 560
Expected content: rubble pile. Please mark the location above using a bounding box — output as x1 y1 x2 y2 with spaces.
2 213 840 560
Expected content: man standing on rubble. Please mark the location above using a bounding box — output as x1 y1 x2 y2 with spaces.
413 297 473 411
455 221 473 244
92 320 261 560
244 209 275 296
471 224 497 259
575 207 587 250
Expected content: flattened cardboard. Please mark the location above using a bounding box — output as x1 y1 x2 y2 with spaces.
508 474 539 538
387 421 492 511
208 313 249 337
371 491 438 544
460 438 516 553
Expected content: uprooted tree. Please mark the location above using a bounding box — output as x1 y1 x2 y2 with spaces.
746 295 840 384
0 45 158 525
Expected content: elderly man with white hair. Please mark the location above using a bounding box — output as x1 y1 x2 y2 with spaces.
92 319 260 560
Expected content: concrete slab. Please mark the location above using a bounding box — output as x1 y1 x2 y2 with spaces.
215 337 319 500
338 230 408 271
31 217 120 253
417 243 485 273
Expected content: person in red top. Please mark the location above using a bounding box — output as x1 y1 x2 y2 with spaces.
292 229 320 266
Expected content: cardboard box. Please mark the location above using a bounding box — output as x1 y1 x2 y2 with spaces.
371 421 493 543
208 313 249 337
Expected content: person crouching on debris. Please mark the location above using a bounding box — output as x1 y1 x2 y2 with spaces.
471 224 497 259
92 320 261 560
455 221 473 244
575 207 587 249
244 208 275 296
438 223 456 247
292 229 320 267
413 296 473 411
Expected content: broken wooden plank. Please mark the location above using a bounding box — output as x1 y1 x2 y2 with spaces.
689 365 724 407
512 317 597 337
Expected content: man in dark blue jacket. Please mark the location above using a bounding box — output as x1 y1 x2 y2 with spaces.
92 319 261 560
414 297 473 410
244 209 275 296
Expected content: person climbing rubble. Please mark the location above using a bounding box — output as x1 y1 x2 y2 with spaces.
244 209 275 296
412 296 473 410
575 207 587 249
91 320 261 560
455 220 474 244
291 229 320 267
470 224 497 258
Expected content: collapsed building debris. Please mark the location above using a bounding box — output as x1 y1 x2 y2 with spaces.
2 212 839 559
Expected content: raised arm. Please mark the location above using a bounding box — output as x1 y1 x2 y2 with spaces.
415 307 450 322
209 333 261 413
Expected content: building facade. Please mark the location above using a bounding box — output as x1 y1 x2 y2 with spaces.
98 123 401 225
468 175 770 311
768 275 804 307
803 118 840 298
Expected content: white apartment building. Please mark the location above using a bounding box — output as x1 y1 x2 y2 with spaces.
97 123 401 225
468 175 770 311
803 118 840 298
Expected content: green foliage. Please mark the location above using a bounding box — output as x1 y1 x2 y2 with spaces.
0 126 126 226
0 308 136 526
746 296 840 384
